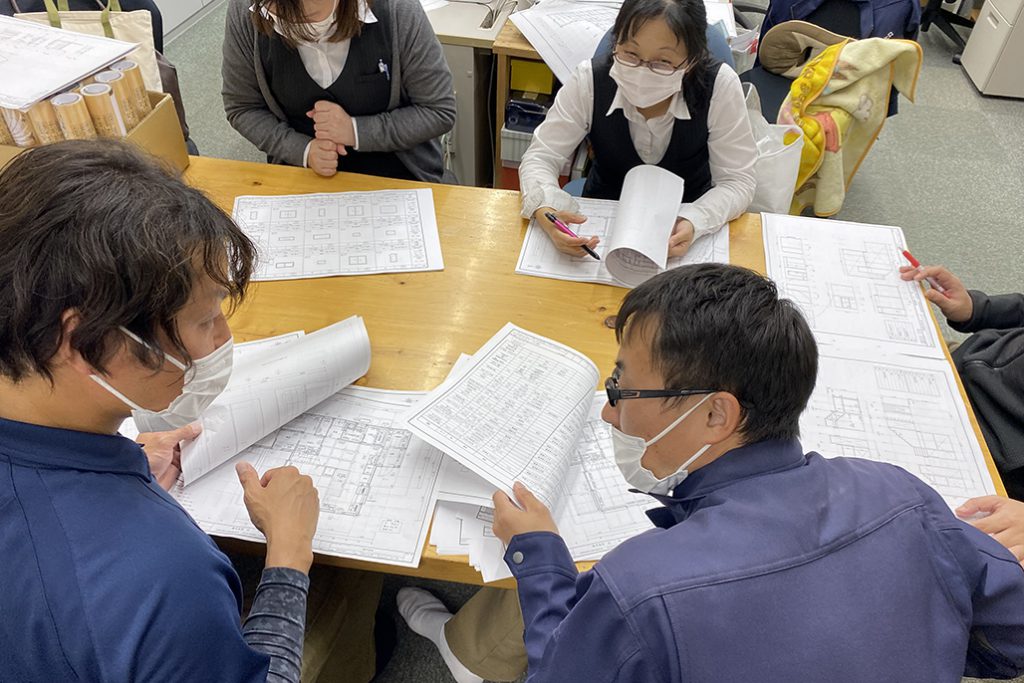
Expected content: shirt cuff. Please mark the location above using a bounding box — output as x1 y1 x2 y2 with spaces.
677 201 724 240
302 141 312 169
505 531 578 580
351 118 360 151
521 185 581 220
260 566 311 589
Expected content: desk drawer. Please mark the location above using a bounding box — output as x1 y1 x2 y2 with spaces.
990 0 1024 23
962 2 1013 88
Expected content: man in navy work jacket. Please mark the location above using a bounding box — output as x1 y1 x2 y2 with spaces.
492 263 1024 683
0 141 320 682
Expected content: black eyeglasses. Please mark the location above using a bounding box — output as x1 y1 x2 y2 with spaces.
612 50 688 76
604 369 716 407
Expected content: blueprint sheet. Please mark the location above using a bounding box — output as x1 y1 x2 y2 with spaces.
404 324 599 509
509 0 620 84
431 394 654 581
763 213 994 508
172 386 444 567
233 189 444 281
557 394 655 560
762 213 943 358
118 332 304 443
801 351 996 509
516 197 729 287
0 16 135 109
176 317 371 484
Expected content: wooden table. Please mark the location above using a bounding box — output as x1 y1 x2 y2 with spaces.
491 20 543 188
183 155 1003 586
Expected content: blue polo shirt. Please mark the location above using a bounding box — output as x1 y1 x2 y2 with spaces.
507 439 1024 682
0 417 270 681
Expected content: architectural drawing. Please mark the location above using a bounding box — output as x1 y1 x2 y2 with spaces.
558 402 653 560
0 16 136 109
233 189 444 281
405 325 600 509
801 352 995 508
173 387 443 568
762 214 943 356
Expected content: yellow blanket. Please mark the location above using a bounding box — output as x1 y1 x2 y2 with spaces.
777 38 922 216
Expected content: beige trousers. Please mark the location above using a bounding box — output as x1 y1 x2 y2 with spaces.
300 566 383 683
444 586 528 681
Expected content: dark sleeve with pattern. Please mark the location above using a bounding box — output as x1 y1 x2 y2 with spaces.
242 567 310 683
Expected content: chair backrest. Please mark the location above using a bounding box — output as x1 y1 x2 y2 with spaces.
803 0 862 37
593 23 736 68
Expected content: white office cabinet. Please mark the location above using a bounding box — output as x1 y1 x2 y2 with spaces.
156 0 221 39
440 43 493 186
962 0 1024 98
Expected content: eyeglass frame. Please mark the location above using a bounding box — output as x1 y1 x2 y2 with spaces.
611 49 689 76
604 368 717 408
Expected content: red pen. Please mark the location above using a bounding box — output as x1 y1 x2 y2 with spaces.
901 250 948 296
544 211 600 261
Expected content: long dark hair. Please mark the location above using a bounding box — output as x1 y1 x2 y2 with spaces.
612 0 714 110
251 0 368 48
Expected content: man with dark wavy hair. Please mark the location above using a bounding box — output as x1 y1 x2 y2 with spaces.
0 141 320 682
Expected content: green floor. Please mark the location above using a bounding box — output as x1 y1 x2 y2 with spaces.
167 5 1024 681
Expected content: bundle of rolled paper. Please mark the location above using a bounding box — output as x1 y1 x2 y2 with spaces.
0 60 153 149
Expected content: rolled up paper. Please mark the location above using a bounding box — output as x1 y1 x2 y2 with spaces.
51 92 97 141
110 60 152 122
27 99 64 145
1 107 37 148
81 83 127 138
94 71 140 132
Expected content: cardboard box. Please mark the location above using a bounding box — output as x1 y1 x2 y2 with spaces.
0 91 189 174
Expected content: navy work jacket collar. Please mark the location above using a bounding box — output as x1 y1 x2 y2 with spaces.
0 416 150 478
645 438 807 529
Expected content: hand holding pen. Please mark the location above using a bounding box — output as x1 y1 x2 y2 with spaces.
537 209 600 260
898 254 974 323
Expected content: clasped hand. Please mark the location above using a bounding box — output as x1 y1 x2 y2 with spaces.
305 101 356 177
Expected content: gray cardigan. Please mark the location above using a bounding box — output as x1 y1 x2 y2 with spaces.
222 0 456 181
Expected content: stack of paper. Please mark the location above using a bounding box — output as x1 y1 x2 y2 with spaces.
407 324 655 582
510 0 739 84
762 213 996 508
430 502 511 582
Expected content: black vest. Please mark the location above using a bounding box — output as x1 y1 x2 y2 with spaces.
583 58 720 202
259 0 414 180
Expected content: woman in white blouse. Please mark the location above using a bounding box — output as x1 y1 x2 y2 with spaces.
520 0 757 258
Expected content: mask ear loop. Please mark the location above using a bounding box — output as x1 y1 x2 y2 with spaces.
645 393 714 447
119 326 188 371
89 373 147 412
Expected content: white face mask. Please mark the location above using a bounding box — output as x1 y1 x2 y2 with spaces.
91 327 233 432
611 394 713 495
609 58 686 109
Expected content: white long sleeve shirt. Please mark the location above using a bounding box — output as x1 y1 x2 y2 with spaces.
518 60 757 239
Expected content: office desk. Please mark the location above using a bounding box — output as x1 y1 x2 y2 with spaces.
183 155 1003 586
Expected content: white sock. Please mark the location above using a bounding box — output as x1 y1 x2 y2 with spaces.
397 587 484 683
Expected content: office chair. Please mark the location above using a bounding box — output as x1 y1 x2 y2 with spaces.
738 0 915 122
739 0 864 122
